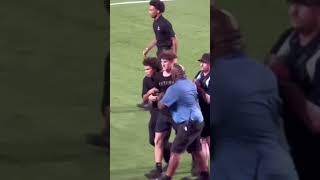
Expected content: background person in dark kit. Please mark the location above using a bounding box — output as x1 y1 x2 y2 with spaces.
210 8 298 180
267 0 320 179
138 0 178 109
143 0 178 58
141 57 162 146
157 64 209 180
144 50 176 179
192 53 211 176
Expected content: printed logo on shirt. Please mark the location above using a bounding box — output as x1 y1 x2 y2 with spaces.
157 26 160 31
159 80 174 87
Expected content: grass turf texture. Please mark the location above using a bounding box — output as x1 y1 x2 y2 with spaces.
0 0 107 179
110 0 209 179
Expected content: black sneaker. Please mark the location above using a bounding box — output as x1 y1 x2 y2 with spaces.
157 174 172 180
144 168 162 179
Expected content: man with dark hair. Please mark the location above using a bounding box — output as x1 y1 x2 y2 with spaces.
210 8 298 180
157 64 209 180
268 0 320 179
192 53 211 176
143 0 178 57
144 50 176 179
142 57 162 146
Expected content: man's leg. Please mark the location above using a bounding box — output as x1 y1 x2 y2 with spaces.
145 113 172 179
200 137 210 168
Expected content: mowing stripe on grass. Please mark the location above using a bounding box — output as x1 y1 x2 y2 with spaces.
111 0 174 6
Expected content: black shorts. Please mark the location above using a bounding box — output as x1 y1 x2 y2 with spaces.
171 121 204 154
148 108 159 146
156 46 172 57
155 112 172 133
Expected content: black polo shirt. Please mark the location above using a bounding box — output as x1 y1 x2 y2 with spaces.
152 71 174 115
153 15 175 50
142 76 156 98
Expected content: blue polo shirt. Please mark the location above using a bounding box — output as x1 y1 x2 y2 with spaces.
160 79 203 124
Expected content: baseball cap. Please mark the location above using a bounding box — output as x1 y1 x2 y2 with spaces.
198 53 210 64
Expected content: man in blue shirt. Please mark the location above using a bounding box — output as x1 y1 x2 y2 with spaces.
157 64 209 180
210 7 298 180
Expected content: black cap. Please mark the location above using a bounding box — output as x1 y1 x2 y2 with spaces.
198 53 210 64
287 0 320 6
149 0 165 13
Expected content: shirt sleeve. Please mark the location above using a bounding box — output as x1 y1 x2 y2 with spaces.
160 85 178 108
164 21 175 38
151 73 161 90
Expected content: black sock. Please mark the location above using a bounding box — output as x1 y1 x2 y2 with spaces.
155 162 162 172
163 142 172 163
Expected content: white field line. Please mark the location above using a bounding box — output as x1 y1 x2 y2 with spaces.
110 0 174 6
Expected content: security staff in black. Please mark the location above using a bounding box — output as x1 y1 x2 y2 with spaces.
143 0 178 58
192 53 211 176
268 1 320 179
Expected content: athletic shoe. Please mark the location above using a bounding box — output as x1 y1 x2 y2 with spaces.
144 168 162 179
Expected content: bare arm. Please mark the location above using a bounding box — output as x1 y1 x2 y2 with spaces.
157 92 166 109
198 86 210 104
171 35 178 55
143 38 157 57
142 87 158 103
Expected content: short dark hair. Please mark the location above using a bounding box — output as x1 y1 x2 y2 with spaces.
149 0 165 13
158 49 177 61
143 57 161 72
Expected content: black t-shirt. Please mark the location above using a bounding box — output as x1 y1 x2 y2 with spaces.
152 71 174 93
152 71 174 115
142 76 156 98
195 71 210 121
153 15 175 50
